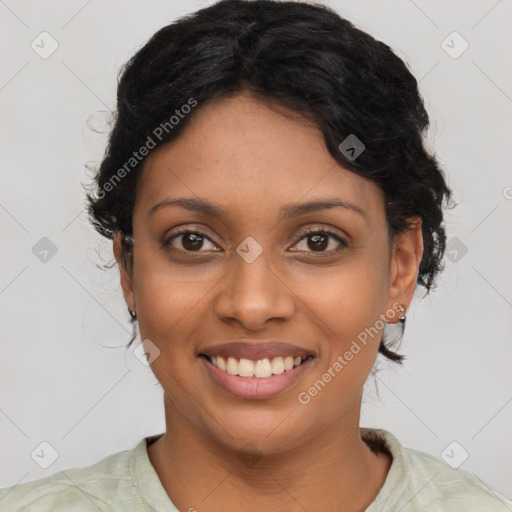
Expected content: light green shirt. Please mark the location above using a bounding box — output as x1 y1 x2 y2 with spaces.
1 428 510 511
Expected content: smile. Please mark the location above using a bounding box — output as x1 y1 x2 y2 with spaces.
199 354 315 400
205 355 312 378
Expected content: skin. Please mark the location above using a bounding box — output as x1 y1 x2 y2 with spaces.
113 90 423 512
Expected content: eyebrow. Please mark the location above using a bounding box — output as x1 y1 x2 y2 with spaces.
148 197 367 221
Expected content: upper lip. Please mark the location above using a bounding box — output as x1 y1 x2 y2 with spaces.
199 340 316 360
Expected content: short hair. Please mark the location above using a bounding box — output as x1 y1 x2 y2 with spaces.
87 0 452 362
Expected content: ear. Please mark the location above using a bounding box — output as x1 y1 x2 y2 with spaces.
386 218 424 319
113 232 135 311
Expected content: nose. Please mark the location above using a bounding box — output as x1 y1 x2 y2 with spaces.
214 244 295 330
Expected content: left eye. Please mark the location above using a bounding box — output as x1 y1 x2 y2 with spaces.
291 230 347 254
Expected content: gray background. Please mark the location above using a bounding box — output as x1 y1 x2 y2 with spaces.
1 0 511 499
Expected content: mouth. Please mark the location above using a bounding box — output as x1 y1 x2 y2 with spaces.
198 341 316 399
199 354 314 378
198 340 316 399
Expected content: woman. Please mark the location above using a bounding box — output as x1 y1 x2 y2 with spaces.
1 0 510 510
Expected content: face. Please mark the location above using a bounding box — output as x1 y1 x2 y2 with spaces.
115 91 422 454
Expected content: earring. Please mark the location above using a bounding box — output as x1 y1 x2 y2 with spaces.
122 233 134 246
128 307 137 320
398 304 406 324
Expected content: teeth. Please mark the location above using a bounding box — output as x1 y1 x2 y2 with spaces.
209 355 307 378
226 357 238 375
270 357 284 374
238 358 255 377
217 356 227 371
254 359 272 378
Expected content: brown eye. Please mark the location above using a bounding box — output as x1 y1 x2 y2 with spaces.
291 229 347 254
306 233 329 251
180 232 205 251
163 229 219 253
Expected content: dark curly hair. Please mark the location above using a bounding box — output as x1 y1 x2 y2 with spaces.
87 0 452 362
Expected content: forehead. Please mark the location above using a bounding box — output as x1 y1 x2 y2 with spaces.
135 92 384 223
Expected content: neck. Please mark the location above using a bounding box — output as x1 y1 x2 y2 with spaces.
147 392 391 512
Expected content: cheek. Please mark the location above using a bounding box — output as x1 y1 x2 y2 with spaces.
296 249 390 329
131 245 213 350
293 264 387 424
293 250 390 380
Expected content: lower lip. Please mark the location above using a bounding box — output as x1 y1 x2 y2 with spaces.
200 356 314 400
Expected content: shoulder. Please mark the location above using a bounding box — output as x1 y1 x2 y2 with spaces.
363 428 512 511
0 439 147 511
402 445 511 509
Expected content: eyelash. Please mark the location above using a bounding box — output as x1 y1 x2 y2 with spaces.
162 225 348 256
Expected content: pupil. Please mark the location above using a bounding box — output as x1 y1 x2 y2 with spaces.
183 233 203 251
309 234 328 251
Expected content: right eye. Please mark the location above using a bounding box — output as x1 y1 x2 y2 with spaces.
162 228 221 253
